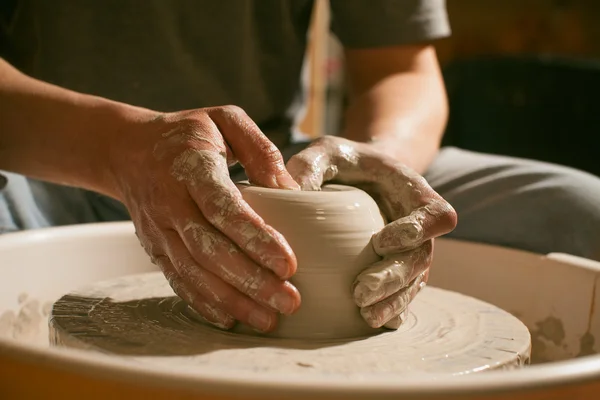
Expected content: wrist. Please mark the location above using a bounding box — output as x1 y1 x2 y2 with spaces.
0 63 159 196
88 98 159 198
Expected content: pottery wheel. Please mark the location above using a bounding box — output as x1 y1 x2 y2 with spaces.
49 272 531 377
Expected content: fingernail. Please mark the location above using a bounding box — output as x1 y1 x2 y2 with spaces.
276 174 301 190
269 291 297 314
265 256 292 279
248 309 274 332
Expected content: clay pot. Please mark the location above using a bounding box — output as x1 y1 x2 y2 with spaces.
237 183 385 339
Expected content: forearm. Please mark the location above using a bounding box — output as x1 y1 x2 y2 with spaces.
340 46 448 174
0 59 154 195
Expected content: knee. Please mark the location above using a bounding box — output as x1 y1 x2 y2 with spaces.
531 165 600 260
454 162 600 260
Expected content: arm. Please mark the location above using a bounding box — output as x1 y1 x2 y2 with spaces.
341 44 448 174
0 59 301 332
0 58 152 197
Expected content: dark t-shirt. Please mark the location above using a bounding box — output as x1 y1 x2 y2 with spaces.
1 0 450 147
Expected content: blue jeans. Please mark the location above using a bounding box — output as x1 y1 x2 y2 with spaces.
2 147 599 260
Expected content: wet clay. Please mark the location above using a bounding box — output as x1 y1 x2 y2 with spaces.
0 293 53 344
236 183 386 338
49 271 532 376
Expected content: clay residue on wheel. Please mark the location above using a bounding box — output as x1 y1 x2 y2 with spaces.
577 332 595 357
48 272 531 377
530 316 567 363
0 294 50 345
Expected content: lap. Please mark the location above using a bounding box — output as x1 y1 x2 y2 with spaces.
425 147 600 260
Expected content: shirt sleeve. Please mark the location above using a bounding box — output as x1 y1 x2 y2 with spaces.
329 0 451 49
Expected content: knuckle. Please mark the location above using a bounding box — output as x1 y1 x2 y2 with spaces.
198 186 243 228
288 152 316 171
427 198 458 233
173 149 229 186
211 105 249 124
181 221 225 259
238 273 263 298
312 135 336 148
201 180 233 203
220 104 245 116
442 203 458 230
240 223 274 254
258 139 281 158
256 144 285 168
173 114 211 135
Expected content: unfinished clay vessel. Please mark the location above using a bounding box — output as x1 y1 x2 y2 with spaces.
236 183 385 339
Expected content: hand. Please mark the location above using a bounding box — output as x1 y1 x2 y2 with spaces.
108 106 302 332
287 136 457 329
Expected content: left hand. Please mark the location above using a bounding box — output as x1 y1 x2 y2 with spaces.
286 136 457 329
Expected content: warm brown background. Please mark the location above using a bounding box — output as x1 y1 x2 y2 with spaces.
437 0 600 66
301 0 600 138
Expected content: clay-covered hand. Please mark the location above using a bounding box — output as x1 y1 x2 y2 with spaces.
108 106 301 332
286 136 457 329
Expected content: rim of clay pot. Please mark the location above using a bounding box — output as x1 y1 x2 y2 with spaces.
2 222 600 398
236 182 363 195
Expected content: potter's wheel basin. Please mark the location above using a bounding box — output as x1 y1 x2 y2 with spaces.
1 222 600 399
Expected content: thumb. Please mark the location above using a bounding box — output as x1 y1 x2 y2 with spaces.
286 147 333 191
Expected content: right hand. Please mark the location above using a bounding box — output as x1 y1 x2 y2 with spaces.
107 105 302 332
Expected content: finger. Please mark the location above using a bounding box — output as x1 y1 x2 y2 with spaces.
156 255 235 330
353 242 432 307
178 150 298 279
383 308 410 330
174 218 300 315
286 145 334 191
373 198 455 254
360 271 427 328
208 105 300 190
325 153 457 243
161 233 280 332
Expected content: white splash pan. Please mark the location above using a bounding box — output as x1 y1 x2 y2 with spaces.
1 222 600 399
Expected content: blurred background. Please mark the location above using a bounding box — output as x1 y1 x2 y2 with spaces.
300 0 600 176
